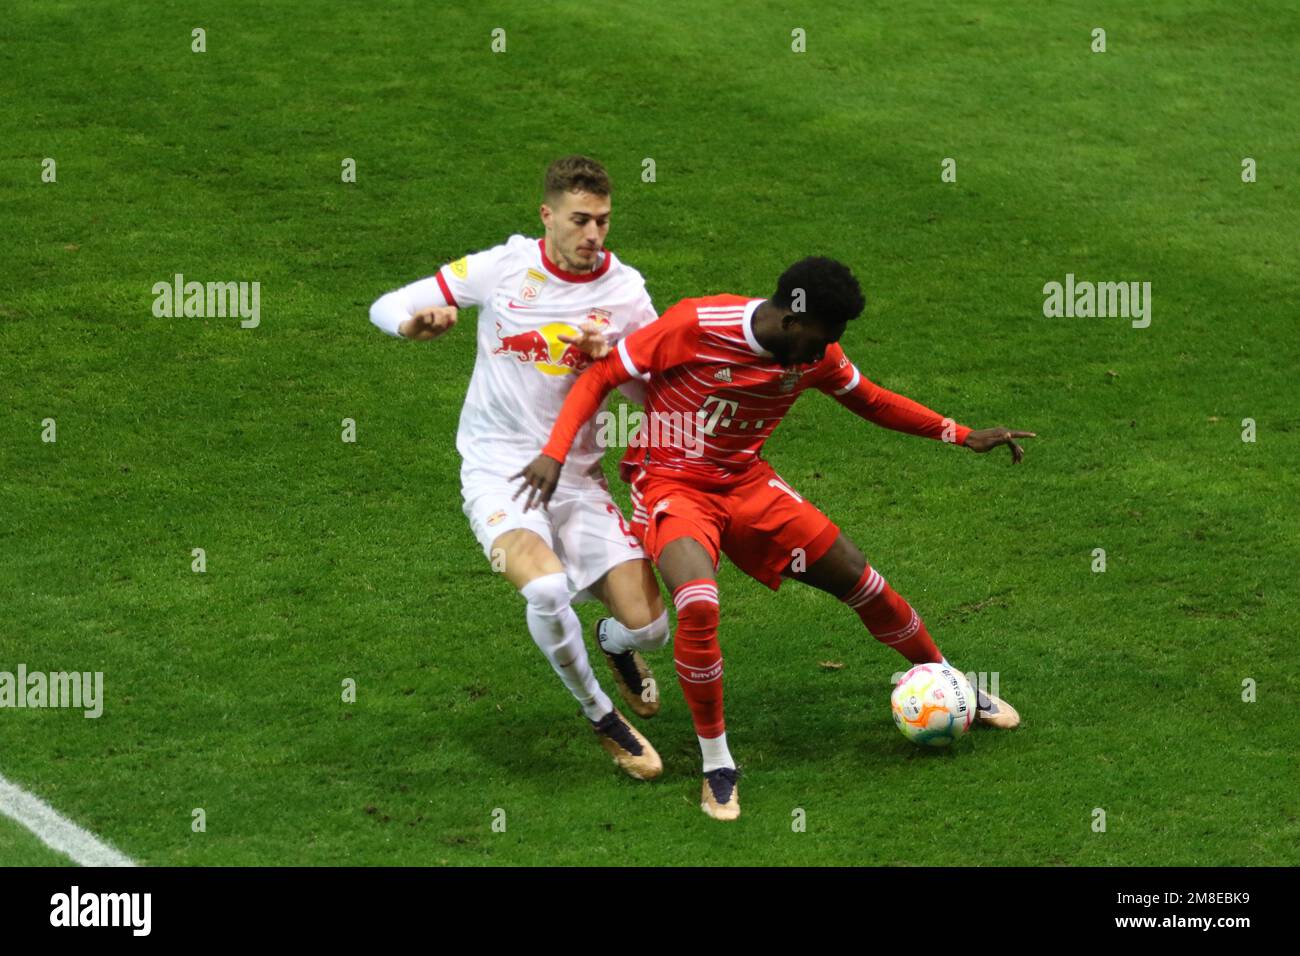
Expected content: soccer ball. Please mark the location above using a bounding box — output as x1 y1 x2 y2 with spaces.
891 663 975 747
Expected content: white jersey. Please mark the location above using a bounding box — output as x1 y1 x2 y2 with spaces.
370 234 657 486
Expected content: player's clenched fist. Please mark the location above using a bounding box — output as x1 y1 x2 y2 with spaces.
400 305 458 340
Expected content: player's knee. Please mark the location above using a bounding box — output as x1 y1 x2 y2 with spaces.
674 599 719 644
520 571 570 618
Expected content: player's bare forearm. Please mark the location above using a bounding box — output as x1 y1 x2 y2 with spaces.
963 426 1037 463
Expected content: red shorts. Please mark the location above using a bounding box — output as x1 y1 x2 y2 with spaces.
628 462 840 591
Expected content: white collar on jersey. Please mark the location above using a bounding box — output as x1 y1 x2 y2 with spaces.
741 298 769 356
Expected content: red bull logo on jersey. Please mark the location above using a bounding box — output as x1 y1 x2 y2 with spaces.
494 323 551 363
493 311 612 377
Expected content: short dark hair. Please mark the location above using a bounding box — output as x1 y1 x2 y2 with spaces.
772 257 865 326
544 155 612 202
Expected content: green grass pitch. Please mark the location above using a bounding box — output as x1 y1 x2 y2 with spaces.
2 0 1297 866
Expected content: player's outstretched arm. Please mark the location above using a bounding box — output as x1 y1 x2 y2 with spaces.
825 369 1035 463
962 427 1037 464
511 354 631 511
828 374 967 442
369 277 458 340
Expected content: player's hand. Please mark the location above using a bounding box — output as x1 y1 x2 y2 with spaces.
511 454 562 512
556 321 611 359
400 306 458 341
964 426 1036 464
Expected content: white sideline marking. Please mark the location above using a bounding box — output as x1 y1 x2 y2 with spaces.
0 771 136 867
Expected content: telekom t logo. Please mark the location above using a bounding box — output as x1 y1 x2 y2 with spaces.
697 396 739 436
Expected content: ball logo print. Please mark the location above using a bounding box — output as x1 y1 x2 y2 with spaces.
891 664 974 747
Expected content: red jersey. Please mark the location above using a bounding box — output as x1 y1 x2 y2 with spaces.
541 294 971 485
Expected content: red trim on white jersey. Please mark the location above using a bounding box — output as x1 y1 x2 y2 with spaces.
538 238 613 283
435 270 459 308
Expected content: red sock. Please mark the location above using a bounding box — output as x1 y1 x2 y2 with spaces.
842 566 943 665
672 579 725 738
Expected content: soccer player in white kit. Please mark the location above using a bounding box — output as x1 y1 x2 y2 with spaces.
368 156 669 780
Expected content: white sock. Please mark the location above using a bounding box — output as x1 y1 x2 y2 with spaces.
522 573 612 721
598 611 670 655
698 732 735 772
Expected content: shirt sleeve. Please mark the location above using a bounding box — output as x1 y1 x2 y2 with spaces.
541 298 700 462
610 287 658 403
435 240 512 308
368 276 451 337
614 298 702 380
367 241 510 338
816 347 971 446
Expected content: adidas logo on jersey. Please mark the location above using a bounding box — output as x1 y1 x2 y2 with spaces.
713 367 733 383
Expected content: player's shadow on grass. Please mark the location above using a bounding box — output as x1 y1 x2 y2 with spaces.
733 678 940 766
444 700 632 786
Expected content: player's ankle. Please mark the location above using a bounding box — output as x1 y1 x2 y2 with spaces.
698 731 735 772
582 694 614 722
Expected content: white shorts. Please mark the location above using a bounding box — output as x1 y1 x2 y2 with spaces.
462 468 647 600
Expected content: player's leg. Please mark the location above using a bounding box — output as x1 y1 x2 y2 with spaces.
786 529 1020 729
547 476 669 718
493 528 614 720
787 531 947 666
655 534 740 821
655 535 723 757
585 558 669 717
624 468 738 818
463 471 662 779
491 527 662 777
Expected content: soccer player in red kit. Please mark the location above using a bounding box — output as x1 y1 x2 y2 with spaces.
513 258 1035 820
